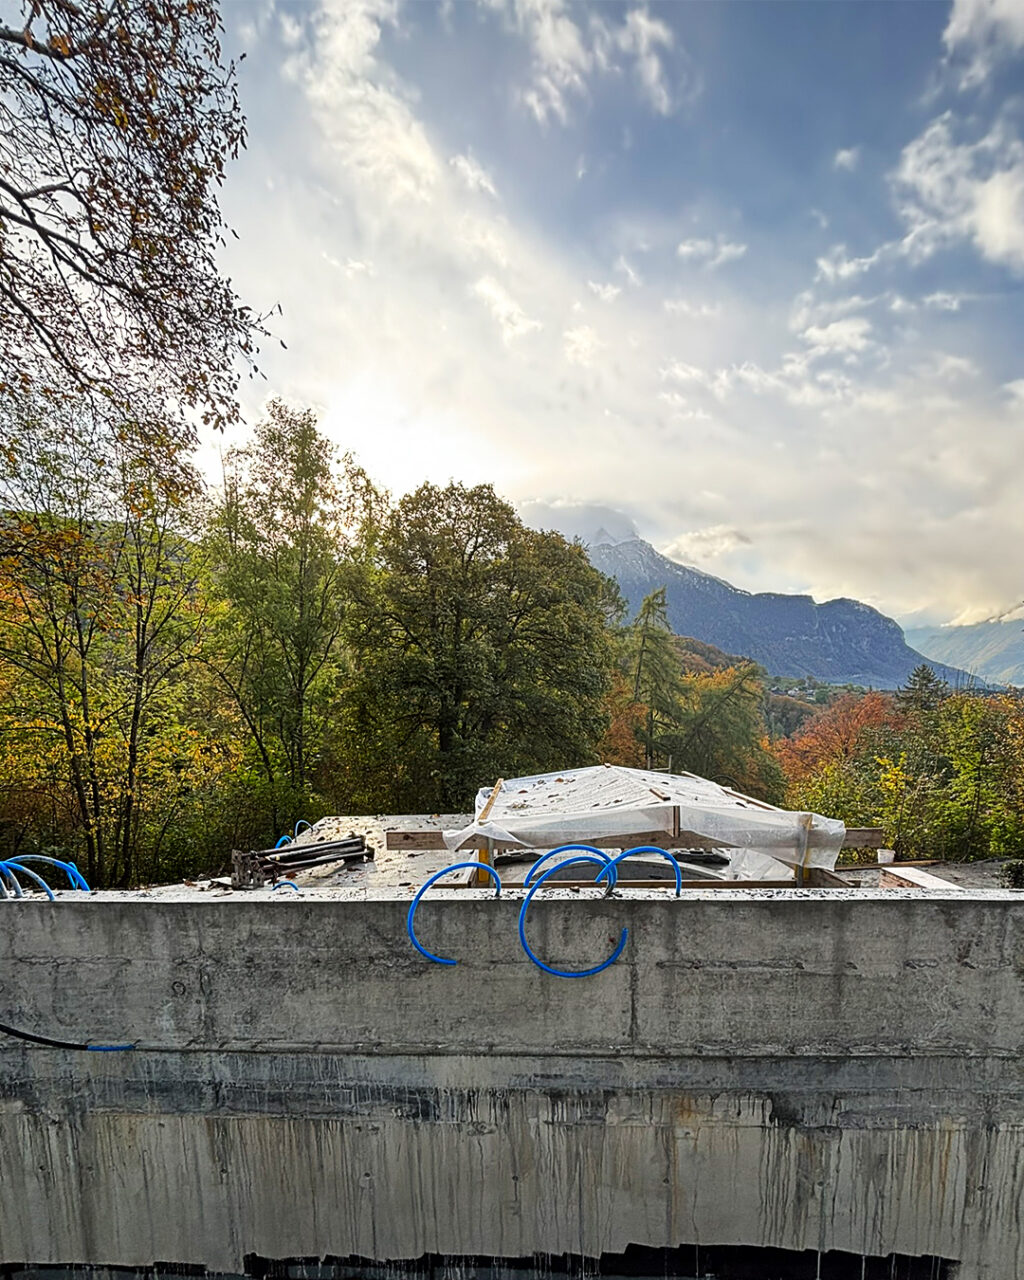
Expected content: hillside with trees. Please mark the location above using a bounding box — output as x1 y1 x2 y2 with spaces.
775 666 1024 861
0 399 799 885
3 397 1023 884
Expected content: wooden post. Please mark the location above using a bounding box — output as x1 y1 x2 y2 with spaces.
474 778 504 886
796 811 813 886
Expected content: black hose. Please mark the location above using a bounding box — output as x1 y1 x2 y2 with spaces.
0 1020 134 1051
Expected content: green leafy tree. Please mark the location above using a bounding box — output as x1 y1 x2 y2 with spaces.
339 483 618 811
205 401 374 823
778 684 1024 861
0 398 211 884
664 664 784 801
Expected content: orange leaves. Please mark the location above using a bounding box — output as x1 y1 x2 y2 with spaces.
774 691 901 784
597 672 647 768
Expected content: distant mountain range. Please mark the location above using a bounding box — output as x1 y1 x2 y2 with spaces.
586 533 971 689
907 614 1024 688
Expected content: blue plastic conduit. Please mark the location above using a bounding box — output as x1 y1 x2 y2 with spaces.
293 820 312 837
595 846 683 897
1 860 54 901
407 861 502 966
518 854 627 979
0 864 20 898
274 835 292 849
272 880 300 892
523 843 615 887
5 854 89 891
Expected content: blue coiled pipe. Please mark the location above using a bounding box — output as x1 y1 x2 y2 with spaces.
523 843 615 887
5 855 89 891
272 880 300 892
0 863 22 898
518 854 627 979
407 861 502 966
0 860 54 900
595 846 683 897
293 820 312 837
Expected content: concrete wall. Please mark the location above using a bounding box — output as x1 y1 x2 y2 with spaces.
2 890 1024 1278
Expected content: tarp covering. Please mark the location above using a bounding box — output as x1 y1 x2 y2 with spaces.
443 764 845 877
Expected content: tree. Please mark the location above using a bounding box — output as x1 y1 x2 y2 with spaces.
774 691 900 784
595 670 646 768
0 0 257 446
206 401 373 818
339 483 618 811
664 664 784 801
0 397 212 884
623 587 684 769
896 663 949 714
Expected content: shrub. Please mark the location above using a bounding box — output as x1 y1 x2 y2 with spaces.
998 860 1024 890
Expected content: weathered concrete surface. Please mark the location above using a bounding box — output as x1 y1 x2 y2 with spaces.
2 891 1024 1277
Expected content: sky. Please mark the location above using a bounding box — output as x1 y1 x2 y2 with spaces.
211 0 1024 628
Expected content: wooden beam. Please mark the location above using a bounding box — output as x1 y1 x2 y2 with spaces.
841 828 886 849
805 866 849 887
387 825 887 851
387 829 730 852
473 778 503 886
879 866 960 891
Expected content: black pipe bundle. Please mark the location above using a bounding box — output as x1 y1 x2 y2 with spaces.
260 836 372 873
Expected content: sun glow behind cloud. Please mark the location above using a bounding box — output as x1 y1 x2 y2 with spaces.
215 0 1024 627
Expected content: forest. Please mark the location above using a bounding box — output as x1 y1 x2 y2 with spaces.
3 397 1023 888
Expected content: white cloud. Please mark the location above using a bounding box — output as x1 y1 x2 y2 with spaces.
587 280 621 303
833 146 861 172
914 352 980 381
815 243 886 283
801 316 874 358
790 290 874 331
657 391 711 420
1003 378 1024 405
663 298 721 317
895 113 1024 272
663 525 751 563
615 254 642 287
449 152 498 197
484 0 687 125
943 0 1024 88
677 236 748 269
514 0 592 124
459 215 510 266
563 324 602 366
924 290 966 311
614 7 676 115
660 358 710 384
472 276 543 343
289 0 441 205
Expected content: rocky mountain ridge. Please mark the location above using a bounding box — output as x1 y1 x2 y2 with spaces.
587 535 970 689
906 620 1024 688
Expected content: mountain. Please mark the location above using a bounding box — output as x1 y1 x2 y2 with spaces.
587 535 970 689
906 619 1024 687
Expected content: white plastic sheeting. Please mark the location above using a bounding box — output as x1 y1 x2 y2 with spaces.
443 765 845 878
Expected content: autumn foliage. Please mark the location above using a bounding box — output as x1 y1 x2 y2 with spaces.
773 692 902 783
